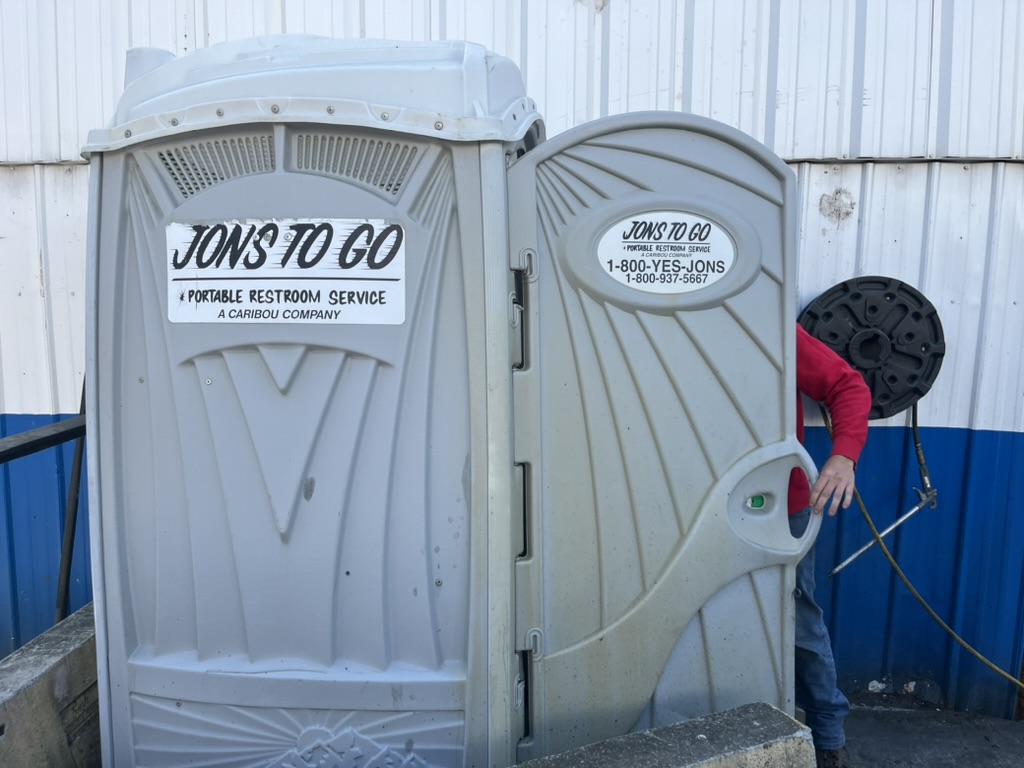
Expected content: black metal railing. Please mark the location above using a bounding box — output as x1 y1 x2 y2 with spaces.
0 389 86 624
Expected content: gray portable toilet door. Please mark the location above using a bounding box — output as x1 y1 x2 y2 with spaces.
506 112 818 761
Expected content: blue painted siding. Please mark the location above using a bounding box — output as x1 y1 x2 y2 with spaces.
806 425 1024 718
0 413 92 659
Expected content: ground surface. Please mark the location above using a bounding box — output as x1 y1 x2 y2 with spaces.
844 693 1024 767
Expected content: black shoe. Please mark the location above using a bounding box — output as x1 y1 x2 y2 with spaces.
815 748 847 768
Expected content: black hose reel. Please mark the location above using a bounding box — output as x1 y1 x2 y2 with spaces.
798 275 945 420
800 276 946 576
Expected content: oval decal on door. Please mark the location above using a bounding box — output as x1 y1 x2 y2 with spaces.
596 211 736 294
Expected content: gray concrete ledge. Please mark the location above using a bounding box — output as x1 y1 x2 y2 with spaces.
515 702 816 768
0 604 100 767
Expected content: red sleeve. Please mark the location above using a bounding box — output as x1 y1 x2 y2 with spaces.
796 323 872 464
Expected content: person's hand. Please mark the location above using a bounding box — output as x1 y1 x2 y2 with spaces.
810 454 856 516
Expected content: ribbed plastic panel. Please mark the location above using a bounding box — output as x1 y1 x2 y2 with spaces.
507 112 816 761
88 131 497 765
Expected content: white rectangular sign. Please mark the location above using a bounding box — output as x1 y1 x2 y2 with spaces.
167 219 406 324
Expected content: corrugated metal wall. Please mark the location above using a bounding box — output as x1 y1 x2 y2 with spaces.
1 0 1022 717
4 0 1023 165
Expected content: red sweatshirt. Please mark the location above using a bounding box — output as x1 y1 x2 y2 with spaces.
789 324 872 514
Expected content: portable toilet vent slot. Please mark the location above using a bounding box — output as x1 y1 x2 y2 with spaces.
157 132 277 197
292 133 421 194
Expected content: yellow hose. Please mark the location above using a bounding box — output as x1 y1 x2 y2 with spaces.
821 404 1024 694
850 485 1024 693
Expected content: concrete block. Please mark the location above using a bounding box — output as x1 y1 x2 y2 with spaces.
515 702 816 768
0 604 100 767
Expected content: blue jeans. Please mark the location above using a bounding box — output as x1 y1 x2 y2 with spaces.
790 507 849 750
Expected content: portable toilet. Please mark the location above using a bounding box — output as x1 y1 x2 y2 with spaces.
84 36 816 767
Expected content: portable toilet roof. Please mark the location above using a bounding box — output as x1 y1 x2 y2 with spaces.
83 35 543 156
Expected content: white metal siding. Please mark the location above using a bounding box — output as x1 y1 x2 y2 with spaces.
794 160 1024 434
2 0 1022 423
0 164 88 415
2 1 1024 164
